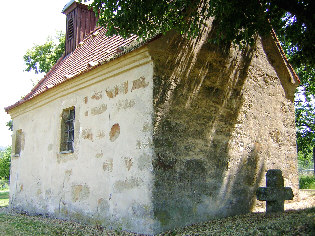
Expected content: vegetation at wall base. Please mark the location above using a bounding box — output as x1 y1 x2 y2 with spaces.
299 175 315 189
0 207 313 235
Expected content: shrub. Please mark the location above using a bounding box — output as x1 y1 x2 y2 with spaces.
299 175 315 189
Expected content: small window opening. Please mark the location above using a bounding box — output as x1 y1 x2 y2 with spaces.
14 129 23 156
60 107 75 152
68 18 74 40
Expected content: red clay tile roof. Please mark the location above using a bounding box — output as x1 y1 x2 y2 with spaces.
5 27 142 112
5 26 298 113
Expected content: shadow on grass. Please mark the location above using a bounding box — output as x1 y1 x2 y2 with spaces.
163 207 315 236
0 206 314 235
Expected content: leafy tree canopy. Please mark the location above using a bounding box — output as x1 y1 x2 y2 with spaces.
295 89 315 167
87 0 314 68
85 0 314 164
0 146 11 180
6 120 13 132
23 31 65 74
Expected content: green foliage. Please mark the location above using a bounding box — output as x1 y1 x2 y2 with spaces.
273 9 315 165
23 31 65 74
292 65 315 165
299 175 315 189
0 190 9 207
298 151 314 170
5 120 13 132
0 147 11 180
87 0 314 67
86 0 315 162
0 179 9 191
295 96 315 162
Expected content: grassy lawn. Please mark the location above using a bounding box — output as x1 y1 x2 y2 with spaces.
0 207 313 235
0 213 106 236
300 175 315 189
0 188 314 235
0 190 9 207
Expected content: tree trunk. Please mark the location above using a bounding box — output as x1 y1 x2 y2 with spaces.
313 146 315 176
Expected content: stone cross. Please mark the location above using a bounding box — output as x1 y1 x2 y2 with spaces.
256 169 294 213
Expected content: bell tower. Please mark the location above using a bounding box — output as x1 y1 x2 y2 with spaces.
62 0 98 55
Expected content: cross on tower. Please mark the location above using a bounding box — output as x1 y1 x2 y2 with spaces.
256 169 294 213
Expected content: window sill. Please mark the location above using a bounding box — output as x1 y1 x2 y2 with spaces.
60 150 74 154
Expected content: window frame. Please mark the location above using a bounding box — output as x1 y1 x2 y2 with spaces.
60 107 75 153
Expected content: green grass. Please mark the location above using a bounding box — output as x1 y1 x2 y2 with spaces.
0 213 102 236
0 190 9 207
299 175 315 189
0 208 314 235
0 187 314 235
0 180 9 191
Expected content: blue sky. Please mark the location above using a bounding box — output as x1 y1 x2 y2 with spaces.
0 0 67 147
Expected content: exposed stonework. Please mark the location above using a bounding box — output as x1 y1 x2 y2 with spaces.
131 76 149 91
96 130 106 139
124 157 133 171
114 177 144 192
106 81 128 98
146 30 299 232
71 184 90 202
82 128 93 141
103 159 113 172
116 99 135 111
95 152 103 158
109 123 120 142
91 91 103 100
91 104 107 115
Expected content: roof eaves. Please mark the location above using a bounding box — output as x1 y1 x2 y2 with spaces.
270 29 300 83
4 53 67 113
62 0 76 13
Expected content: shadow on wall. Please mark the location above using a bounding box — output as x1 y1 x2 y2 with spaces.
150 18 267 231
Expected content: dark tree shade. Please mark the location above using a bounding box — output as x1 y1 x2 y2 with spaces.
84 0 314 164
86 0 314 68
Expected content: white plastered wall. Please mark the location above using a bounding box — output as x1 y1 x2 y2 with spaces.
9 48 156 234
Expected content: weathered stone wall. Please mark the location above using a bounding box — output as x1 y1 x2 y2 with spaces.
9 49 156 234
148 31 299 232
